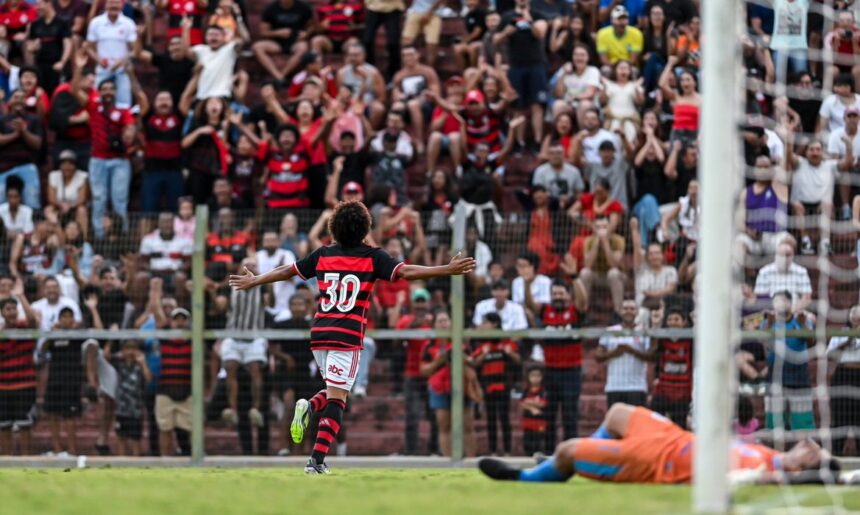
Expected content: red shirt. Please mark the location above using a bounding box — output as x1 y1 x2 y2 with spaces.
166 0 205 45
395 313 432 379
51 83 90 141
653 338 694 402
431 106 463 136
374 276 409 309
0 1 37 35
264 140 311 208
421 339 455 395
540 304 582 369
87 90 133 159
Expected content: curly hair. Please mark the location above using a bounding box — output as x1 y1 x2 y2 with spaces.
328 200 372 248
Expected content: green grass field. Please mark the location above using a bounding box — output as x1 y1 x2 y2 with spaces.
1 468 858 514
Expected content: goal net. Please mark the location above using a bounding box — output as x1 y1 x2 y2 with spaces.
697 0 859 511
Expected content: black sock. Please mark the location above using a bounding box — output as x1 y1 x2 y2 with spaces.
311 398 345 464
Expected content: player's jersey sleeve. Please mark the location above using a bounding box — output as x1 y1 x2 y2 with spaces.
371 247 404 281
293 247 323 281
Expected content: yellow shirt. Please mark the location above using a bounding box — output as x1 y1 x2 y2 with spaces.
596 26 644 64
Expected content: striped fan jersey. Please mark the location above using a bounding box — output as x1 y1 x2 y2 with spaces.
293 244 403 351
0 323 36 391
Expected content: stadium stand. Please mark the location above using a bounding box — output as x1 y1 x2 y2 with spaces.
0 0 859 460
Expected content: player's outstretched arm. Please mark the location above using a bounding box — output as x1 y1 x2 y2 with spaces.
397 251 477 281
228 264 298 290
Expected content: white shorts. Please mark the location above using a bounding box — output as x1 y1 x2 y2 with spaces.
313 349 361 392
221 338 268 365
81 339 117 400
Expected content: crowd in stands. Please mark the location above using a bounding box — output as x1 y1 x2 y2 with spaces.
1 0 860 458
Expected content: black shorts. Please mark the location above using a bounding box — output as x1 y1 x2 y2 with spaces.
44 379 83 418
115 415 143 440
507 64 549 107
0 388 36 429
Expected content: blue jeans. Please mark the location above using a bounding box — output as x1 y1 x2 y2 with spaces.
642 53 666 93
772 49 808 82
544 367 582 451
140 170 184 213
633 194 662 246
0 164 41 208
95 66 132 108
89 157 131 239
355 336 377 389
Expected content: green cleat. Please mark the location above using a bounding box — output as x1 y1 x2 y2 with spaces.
291 399 311 444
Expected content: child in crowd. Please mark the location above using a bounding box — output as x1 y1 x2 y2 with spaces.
113 340 151 456
520 365 548 457
41 308 86 456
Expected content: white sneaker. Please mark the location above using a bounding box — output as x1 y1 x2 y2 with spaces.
221 408 238 426
738 383 755 396
42 451 55 457
56 451 71 458
276 448 290 457
801 236 814 255
820 239 832 255
248 408 265 428
352 386 367 398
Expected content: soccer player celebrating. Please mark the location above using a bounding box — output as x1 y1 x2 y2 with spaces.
479 403 841 485
229 200 476 474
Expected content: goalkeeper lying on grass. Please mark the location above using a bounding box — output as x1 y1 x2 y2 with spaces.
480 403 843 485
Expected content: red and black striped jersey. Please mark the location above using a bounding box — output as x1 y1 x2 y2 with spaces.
471 339 518 393
158 338 192 400
293 244 403 351
653 338 694 402
540 304 583 369
317 2 364 41
464 109 502 154
0 326 36 391
520 385 548 432
265 141 311 208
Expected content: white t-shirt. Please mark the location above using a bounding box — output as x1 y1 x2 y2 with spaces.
790 157 839 204
255 248 297 311
582 129 622 166
769 0 808 50
604 81 639 119
677 195 700 241
0 203 33 235
826 336 860 364
826 127 860 159
764 128 785 162
193 41 239 99
511 274 552 307
86 13 136 66
560 66 601 103
635 265 678 305
31 296 82 332
48 170 89 205
598 324 650 393
139 231 193 271
818 93 860 133
472 298 528 330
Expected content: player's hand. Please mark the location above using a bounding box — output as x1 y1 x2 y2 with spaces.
228 266 258 290
447 251 477 275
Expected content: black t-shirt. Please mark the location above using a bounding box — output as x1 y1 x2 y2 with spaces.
644 0 696 26
98 288 128 329
337 150 372 189
789 96 822 137
249 102 287 134
28 16 71 65
465 8 487 35
150 53 195 104
501 10 547 67
47 338 85 381
635 157 672 205
262 0 313 38
529 0 570 20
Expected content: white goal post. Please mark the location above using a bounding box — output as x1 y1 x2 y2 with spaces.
694 0 742 512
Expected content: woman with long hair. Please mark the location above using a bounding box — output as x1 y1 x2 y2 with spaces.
658 56 700 145
181 97 231 204
641 5 673 92
600 60 644 144
539 112 577 162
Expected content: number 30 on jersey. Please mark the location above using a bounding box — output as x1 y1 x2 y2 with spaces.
320 273 361 312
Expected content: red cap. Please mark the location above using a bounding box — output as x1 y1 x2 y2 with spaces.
464 89 485 105
445 75 465 87
342 181 363 195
